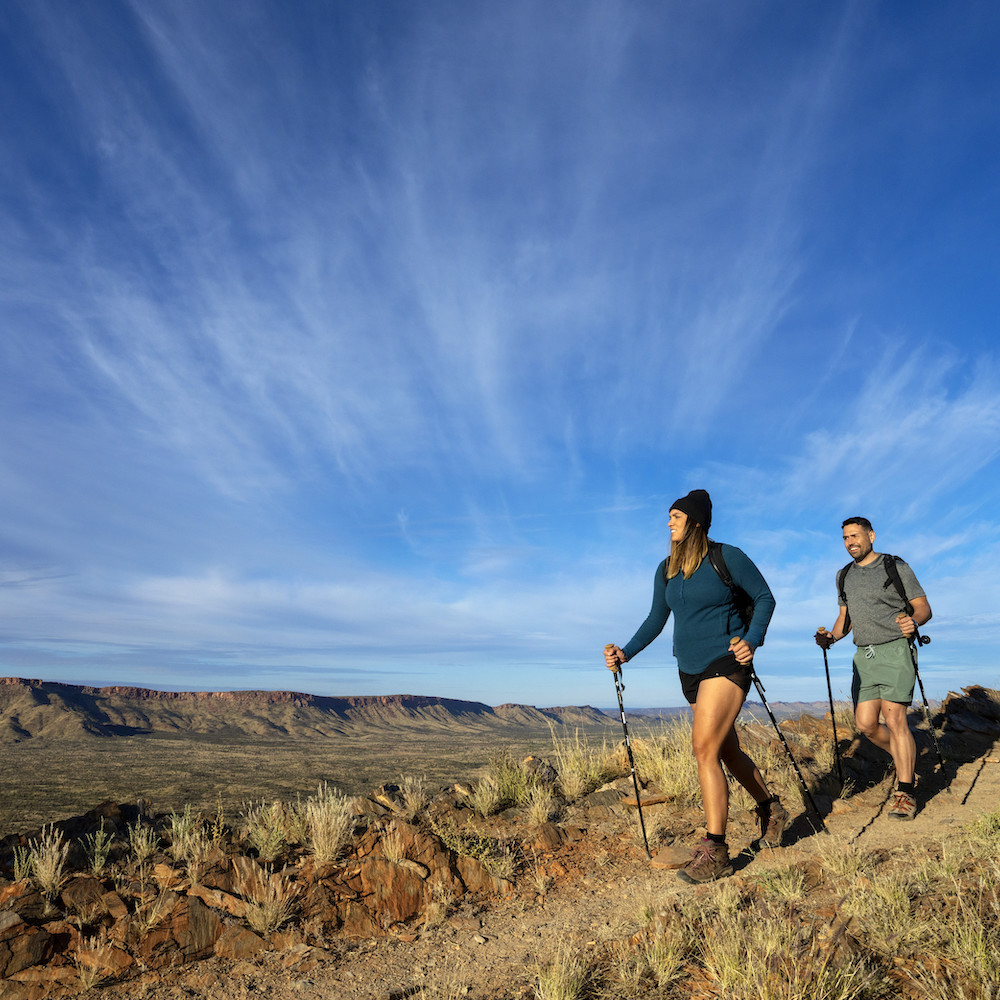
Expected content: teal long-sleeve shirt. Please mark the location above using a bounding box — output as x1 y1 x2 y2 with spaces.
621 543 776 675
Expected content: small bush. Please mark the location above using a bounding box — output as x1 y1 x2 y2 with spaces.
431 817 519 882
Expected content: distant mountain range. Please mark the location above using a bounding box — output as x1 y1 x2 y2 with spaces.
617 701 848 722
0 677 862 744
0 677 616 742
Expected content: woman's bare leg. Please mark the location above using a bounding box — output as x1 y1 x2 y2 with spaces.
690 676 751 837
719 726 771 804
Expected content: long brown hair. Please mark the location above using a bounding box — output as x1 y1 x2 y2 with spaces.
666 521 709 580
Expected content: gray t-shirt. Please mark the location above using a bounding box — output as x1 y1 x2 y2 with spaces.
838 554 926 647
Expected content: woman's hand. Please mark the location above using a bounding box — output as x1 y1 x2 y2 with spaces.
604 644 625 672
728 636 755 665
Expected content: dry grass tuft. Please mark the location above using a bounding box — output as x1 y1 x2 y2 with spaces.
242 799 287 862
83 819 113 876
399 774 429 819
128 820 159 864
381 826 407 864
302 782 354 864
525 784 558 826
628 717 701 806
548 726 616 802
28 824 70 899
469 775 503 818
236 863 301 936
534 946 589 1000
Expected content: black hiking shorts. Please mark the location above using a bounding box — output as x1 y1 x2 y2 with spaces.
680 652 752 705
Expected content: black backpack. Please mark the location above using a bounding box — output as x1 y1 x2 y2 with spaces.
837 554 912 635
662 541 754 629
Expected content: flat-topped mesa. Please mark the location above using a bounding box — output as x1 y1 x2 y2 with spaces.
0 677 492 711
0 677 616 741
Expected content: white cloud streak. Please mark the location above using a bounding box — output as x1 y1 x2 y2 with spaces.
1 2 998 706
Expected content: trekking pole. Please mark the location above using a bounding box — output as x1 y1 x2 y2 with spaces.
899 618 947 780
605 645 651 858
734 639 829 835
816 628 845 785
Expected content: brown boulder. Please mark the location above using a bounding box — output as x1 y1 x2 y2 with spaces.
358 858 426 927
58 876 105 915
0 886 47 924
213 923 265 960
74 941 133 980
187 884 249 919
0 921 53 978
337 900 379 938
173 896 223 962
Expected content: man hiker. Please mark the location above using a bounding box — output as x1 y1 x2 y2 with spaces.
814 517 932 820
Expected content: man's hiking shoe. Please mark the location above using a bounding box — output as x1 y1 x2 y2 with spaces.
677 838 733 884
888 790 917 821
756 796 788 848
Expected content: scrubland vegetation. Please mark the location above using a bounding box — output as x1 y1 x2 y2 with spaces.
2 705 998 999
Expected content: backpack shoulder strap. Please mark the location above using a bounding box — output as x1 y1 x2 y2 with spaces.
882 554 914 616
707 541 735 594
837 561 854 633
662 542 736 594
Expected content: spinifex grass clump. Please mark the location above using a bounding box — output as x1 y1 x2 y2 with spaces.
83 819 113 876
235 863 301 936
26 824 70 899
547 726 617 802
300 782 354 864
242 799 288 862
534 946 590 1000
472 748 541 816
399 774 429 820
167 804 213 882
525 785 558 826
128 819 159 864
627 717 701 806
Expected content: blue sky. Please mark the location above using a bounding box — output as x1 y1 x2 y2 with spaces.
1 1 998 709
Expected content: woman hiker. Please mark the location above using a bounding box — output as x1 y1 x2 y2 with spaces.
603 489 787 883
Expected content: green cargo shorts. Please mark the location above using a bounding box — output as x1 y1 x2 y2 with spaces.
851 637 915 706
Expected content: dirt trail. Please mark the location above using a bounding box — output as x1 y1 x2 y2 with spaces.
94 731 1000 1000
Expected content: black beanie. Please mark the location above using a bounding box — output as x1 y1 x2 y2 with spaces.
670 489 712 530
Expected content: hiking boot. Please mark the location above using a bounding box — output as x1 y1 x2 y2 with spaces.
756 796 788 848
676 837 733 884
888 789 917 821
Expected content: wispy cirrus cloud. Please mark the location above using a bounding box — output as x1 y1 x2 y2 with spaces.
1 2 998 708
